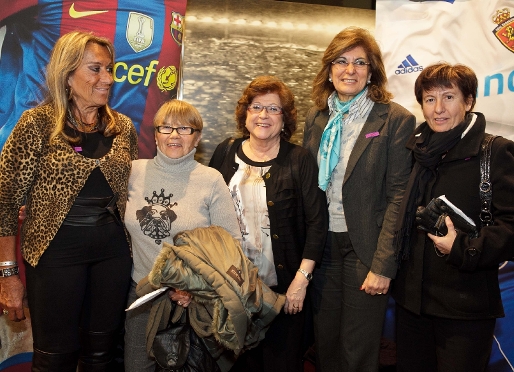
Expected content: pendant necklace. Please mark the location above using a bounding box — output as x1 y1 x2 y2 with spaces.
67 109 99 133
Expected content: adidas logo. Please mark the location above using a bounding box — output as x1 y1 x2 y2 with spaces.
395 55 423 74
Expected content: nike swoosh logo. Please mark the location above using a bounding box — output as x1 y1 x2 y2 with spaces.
69 3 108 18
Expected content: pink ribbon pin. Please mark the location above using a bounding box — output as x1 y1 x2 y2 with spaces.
365 131 380 138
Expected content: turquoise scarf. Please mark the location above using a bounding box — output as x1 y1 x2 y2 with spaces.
318 89 366 191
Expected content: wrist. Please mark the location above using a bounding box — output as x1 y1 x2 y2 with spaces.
0 261 17 267
0 266 19 278
297 268 313 281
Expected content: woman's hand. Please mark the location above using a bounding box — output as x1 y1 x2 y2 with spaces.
428 216 457 255
360 271 391 296
284 274 309 315
18 206 26 221
0 276 26 321
168 288 192 308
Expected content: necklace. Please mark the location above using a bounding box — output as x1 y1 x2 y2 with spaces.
67 109 99 133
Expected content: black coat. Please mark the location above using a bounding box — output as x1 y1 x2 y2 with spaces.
209 137 328 294
392 113 514 319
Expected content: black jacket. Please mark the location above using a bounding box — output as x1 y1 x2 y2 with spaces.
209 137 328 293
392 113 514 319
303 102 415 278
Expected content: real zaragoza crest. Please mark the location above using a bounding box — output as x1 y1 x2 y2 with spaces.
492 8 514 53
170 11 184 46
126 12 154 53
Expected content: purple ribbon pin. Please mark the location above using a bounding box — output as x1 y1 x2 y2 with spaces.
365 131 380 139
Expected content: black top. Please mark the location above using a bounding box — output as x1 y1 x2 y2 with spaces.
64 125 114 198
209 137 328 293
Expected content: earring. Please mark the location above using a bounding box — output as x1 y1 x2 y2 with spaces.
329 77 333 83
367 80 371 84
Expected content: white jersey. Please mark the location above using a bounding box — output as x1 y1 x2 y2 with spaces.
376 0 514 137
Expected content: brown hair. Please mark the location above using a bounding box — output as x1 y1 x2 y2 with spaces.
45 31 118 144
414 62 478 112
311 27 393 110
153 99 204 131
235 76 297 141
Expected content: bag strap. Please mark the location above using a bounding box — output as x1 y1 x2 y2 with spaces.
224 137 235 159
479 134 497 228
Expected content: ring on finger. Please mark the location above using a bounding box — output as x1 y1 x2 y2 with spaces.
2 309 8 315
376 292 383 295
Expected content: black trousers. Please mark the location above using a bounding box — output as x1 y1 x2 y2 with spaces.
25 222 132 353
310 232 389 372
230 308 306 372
395 304 496 372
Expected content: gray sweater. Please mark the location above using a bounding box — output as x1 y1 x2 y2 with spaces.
125 147 241 283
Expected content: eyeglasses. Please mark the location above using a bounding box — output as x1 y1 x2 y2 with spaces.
331 58 371 70
247 104 283 115
155 126 200 135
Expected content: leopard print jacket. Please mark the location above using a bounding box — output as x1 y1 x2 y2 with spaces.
0 104 138 266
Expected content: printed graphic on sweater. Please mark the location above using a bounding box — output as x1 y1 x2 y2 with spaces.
136 188 177 244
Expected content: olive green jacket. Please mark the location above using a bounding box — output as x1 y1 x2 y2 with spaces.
137 225 286 372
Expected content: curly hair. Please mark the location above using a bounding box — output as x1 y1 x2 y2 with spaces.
235 76 297 141
45 31 119 144
311 27 393 110
414 62 478 113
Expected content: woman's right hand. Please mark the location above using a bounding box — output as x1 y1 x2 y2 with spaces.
0 276 26 321
168 288 192 308
428 216 458 255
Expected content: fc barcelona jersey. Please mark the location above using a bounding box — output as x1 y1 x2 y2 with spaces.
0 0 187 158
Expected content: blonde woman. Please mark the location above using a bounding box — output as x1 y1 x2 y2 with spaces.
0 31 137 371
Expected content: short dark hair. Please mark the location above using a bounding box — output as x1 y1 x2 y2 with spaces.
414 62 478 112
235 76 297 141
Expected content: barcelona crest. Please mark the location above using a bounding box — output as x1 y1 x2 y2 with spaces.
170 11 184 46
492 8 514 53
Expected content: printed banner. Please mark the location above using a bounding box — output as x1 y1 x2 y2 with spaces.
376 0 514 138
0 0 187 158
0 1 186 368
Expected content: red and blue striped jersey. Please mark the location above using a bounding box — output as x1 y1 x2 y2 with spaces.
0 0 187 157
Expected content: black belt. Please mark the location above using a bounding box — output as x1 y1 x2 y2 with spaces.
62 194 121 227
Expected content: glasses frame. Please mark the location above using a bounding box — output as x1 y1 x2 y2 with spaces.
331 58 371 71
247 104 283 115
155 126 201 135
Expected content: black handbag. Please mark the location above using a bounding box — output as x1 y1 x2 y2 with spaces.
478 134 497 228
153 310 220 372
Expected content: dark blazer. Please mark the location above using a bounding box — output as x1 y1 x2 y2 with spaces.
303 102 415 279
209 138 328 293
392 113 514 319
